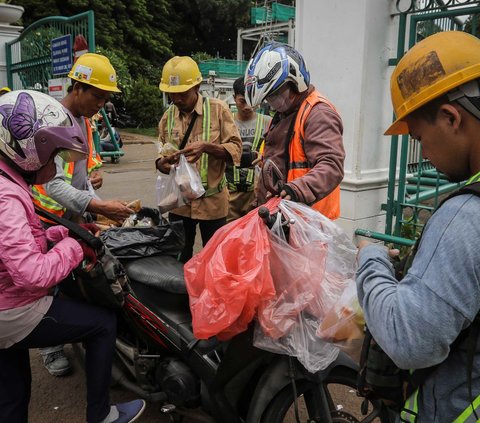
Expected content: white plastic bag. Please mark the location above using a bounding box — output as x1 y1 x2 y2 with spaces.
156 166 185 214
254 199 358 373
175 154 205 201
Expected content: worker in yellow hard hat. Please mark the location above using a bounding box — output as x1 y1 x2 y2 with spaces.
0 87 11 96
32 53 138 392
356 31 480 422
156 56 242 262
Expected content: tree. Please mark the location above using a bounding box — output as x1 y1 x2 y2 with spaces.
166 0 251 58
15 0 173 83
125 78 164 128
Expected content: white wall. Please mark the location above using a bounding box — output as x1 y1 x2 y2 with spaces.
296 0 399 237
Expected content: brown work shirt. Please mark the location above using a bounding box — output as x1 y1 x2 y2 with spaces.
158 94 242 220
256 85 345 205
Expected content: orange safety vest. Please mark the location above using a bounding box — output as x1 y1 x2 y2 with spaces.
287 90 341 220
32 117 102 219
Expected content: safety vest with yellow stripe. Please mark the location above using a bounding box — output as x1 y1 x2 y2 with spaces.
32 117 102 218
228 112 268 192
401 171 480 423
166 97 225 197
287 90 341 220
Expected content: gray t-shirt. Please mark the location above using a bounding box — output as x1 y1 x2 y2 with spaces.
357 193 480 422
226 113 271 189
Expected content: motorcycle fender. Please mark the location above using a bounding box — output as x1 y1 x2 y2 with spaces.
245 355 313 423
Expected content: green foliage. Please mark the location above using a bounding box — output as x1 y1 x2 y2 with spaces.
20 26 63 61
15 0 173 84
95 47 133 95
167 0 251 58
121 127 157 138
125 78 164 128
192 51 214 64
11 0 266 123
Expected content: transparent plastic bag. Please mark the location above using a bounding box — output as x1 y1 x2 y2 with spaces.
175 154 205 201
156 165 185 214
254 199 358 373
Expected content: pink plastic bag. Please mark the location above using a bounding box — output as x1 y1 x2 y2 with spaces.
184 199 280 340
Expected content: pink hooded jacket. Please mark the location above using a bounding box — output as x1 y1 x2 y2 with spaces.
0 160 83 311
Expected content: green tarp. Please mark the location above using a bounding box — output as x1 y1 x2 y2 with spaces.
250 4 295 25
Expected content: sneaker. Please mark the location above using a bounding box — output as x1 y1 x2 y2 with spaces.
42 349 72 376
111 400 146 423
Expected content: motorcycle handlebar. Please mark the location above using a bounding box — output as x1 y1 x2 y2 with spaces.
258 206 276 229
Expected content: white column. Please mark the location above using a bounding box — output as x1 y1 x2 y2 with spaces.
296 0 398 237
0 3 24 89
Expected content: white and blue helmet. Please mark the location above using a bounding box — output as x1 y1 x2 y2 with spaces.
244 43 310 107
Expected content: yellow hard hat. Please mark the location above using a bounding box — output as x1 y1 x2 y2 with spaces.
385 31 480 135
68 53 121 93
159 56 202 93
0 87 11 93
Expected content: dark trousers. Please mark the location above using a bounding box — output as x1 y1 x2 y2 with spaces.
169 213 226 263
0 297 117 423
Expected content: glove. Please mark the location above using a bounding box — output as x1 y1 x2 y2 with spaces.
281 184 299 202
78 240 97 270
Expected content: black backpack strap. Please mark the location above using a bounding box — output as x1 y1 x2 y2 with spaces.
34 206 104 252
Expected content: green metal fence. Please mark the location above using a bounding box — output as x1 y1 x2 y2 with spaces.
6 11 95 92
356 1 480 246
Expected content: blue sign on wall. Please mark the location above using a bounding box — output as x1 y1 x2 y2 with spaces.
51 35 73 76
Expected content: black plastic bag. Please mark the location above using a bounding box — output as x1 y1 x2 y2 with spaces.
100 208 185 259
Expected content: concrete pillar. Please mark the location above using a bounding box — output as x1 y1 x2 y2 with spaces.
296 0 398 237
0 4 24 88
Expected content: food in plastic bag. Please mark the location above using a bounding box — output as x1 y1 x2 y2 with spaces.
175 154 205 201
253 199 358 373
160 142 178 156
184 201 279 341
317 280 364 342
156 165 186 214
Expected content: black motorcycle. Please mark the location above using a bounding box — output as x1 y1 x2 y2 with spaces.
76 207 390 423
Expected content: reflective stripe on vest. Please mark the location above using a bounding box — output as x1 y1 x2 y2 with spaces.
230 113 266 192
453 394 480 422
400 389 419 423
287 90 341 220
168 97 225 198
32 161 74 219
32 118 101 219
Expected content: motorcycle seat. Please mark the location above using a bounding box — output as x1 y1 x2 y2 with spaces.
123 255 187 294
